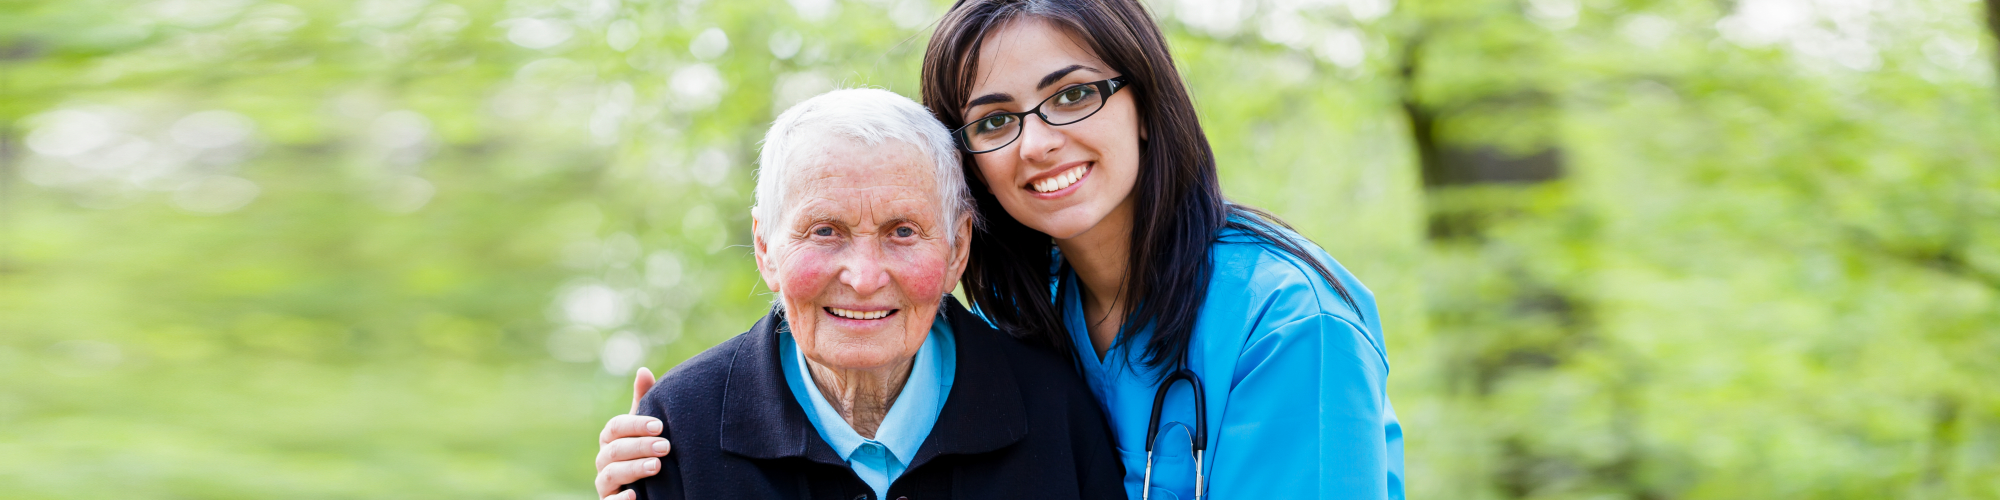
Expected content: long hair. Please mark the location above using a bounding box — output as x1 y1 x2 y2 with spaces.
920 0 1358 371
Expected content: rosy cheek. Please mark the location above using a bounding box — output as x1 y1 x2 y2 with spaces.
889 247 953 300
778 251 837 300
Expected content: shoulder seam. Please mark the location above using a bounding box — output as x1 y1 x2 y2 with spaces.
1264 311 1389 368
1232 238 1364 321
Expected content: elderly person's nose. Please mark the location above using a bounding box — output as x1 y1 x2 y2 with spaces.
836 240 894 295
1017 114 1065 163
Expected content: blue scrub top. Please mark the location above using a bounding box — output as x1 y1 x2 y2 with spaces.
1057 223 1404 500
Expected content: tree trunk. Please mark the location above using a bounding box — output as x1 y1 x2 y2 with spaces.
1988 0 2000 94
1394 33 1443 189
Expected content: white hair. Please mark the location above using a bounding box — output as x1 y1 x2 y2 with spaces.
752 88 977 244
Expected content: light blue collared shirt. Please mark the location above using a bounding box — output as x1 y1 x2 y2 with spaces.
779 313 956 500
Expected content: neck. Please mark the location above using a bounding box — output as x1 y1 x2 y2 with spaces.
803 357 915 439
1054 196 1136 355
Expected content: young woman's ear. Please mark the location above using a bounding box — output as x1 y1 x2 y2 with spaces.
1136 95 1149 142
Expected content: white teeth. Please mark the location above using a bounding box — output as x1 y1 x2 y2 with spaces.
828 307 893 320
1031 165 1088 193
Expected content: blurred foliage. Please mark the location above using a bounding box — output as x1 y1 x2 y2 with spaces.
2 0 1997 498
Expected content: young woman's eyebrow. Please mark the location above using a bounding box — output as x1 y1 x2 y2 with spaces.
962 65 1103 110
966 93 1013 109
1036 64 1099 90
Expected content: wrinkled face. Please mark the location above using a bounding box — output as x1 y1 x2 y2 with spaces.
961 18 1143 240
754 136 972 372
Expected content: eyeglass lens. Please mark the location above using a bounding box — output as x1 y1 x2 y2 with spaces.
961 83 1110 153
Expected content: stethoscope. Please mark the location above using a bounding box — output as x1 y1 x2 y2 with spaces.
1142 368 1208 500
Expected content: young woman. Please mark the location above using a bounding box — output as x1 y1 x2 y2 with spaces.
597 1 1402 498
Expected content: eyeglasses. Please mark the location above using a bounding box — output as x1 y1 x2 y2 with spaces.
952 76 1132 154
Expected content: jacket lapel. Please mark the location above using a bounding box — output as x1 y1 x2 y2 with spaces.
905 299 1030 472
717 307 848 468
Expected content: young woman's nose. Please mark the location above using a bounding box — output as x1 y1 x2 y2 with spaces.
1015 114 1066 164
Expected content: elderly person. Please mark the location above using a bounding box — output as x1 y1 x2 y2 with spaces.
618 89 1123 500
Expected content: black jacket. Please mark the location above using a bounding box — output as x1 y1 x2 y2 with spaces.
630 299 1126 500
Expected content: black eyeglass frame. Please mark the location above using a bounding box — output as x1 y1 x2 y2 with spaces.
952 76 1132 154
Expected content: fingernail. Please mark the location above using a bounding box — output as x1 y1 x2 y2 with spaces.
646 420 662 434
644 458 660 472
652 441 670 454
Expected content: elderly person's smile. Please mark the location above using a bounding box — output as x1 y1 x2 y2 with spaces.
611 88 1123 500
755 128 968 430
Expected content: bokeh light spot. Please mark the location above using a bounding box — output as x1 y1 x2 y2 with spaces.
171 176 261 214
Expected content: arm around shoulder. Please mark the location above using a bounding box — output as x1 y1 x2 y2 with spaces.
627 387 687 500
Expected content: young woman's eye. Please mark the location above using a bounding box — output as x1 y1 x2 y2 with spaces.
813 226 835 237
1055 85 1097 105
894 226 916 238
974 114 1016 134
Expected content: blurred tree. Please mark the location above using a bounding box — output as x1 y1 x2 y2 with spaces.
2 0 1995 499
1988 0 2000 81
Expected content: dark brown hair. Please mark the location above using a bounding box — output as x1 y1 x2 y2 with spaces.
920 0 1357 370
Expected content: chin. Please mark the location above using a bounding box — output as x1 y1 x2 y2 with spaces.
815 331 911 364
1024 211 1106 241
1035 224 1089 241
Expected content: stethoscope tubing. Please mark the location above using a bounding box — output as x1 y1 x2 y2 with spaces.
1142 368 1207 500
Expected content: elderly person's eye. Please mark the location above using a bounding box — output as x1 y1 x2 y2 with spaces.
895 226 916 238
813 226 836 237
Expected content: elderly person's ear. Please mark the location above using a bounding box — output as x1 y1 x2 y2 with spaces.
752 217 783 296
946 214 973 285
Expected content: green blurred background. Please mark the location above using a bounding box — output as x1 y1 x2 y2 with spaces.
4 0 1998 498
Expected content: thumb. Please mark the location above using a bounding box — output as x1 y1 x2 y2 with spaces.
629 367 656 414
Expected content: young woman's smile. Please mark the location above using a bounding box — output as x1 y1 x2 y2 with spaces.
962 18 1142 241
599 3 1403 499
1024 160 1093 197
